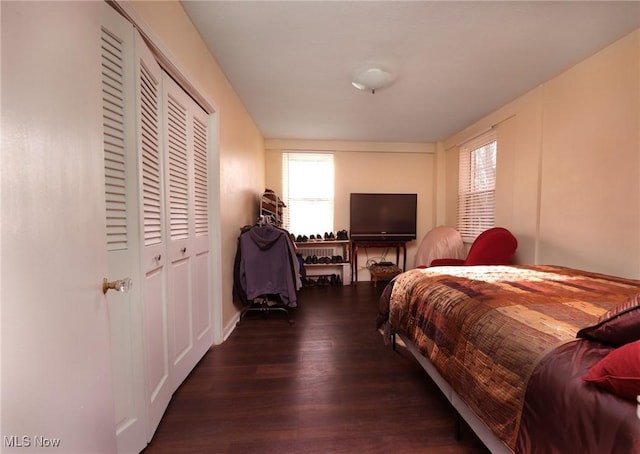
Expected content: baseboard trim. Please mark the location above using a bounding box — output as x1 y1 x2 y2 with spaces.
221 311 240 343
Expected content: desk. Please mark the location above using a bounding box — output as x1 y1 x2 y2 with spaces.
351 240 407 283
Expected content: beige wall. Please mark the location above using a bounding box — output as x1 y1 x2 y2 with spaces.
265 141 436 281
129 1 266 331
442 29 640 279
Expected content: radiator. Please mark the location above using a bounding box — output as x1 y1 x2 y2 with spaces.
300 247 334 258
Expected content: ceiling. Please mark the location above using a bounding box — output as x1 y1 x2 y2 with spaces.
182 1 640 143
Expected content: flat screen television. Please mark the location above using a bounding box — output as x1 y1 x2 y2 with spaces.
349 193 417 241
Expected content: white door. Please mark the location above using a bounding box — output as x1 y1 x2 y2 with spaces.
1 2 117 452
135 33 173 441
163 75 213 390
163 75 195 389
189 99 214 364
101 5 148 453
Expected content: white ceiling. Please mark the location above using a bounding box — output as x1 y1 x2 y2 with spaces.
182 1 640 143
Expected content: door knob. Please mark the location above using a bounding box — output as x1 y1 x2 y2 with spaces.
103 277 132 294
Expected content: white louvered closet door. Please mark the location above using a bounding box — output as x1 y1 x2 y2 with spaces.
100 5 147 453
190 99 213 364
135 33 173 441
162 74 212 390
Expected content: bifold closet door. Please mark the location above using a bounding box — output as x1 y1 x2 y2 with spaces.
100 5 213 449
162 74 213 391
136 33 173 441
189 97 214 367
100 5 147 453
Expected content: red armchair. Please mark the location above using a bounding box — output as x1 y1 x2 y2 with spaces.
429 227 517 267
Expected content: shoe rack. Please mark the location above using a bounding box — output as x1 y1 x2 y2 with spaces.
295 237 351 286
260 189 285 226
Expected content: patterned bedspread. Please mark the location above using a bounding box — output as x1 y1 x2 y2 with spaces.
385 265 640 450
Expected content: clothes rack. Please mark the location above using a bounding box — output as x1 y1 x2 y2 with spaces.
233 221 300 325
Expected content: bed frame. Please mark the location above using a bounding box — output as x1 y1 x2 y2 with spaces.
394 332 511 454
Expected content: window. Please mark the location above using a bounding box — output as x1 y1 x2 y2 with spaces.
457 133 497 243
282 152 334 236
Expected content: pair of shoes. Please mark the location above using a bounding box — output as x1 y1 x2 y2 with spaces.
296 235 309 243
331 255 343 263
323 232 335 240
318 275 334 286
336 229 348 240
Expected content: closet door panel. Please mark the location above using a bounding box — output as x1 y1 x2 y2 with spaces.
193 250 212 341
143 269 168 394
135 32 172 441
191 110 213 355
163 74 196 390
101 5 147 453
169 257 192 362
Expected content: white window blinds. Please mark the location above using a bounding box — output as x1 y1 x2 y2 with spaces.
282 152 334 236
457 132 497 243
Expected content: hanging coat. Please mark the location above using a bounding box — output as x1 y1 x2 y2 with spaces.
238 224 298 307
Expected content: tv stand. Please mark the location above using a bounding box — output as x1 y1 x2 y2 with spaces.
351 239 408 283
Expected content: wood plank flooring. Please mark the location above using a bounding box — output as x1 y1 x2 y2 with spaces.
143 282 489 454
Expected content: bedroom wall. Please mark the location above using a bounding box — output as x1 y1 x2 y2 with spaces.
443 29 640 279
127 1 266 332
264 141 435 280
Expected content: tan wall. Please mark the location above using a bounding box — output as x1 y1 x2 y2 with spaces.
265 141 436 281
129 1 266 330
538 30 639 276
442 29 640 278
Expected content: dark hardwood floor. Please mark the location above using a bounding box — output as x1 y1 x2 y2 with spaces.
143 282 489 454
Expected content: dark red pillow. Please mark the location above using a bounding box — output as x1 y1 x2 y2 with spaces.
582 340 640 400
577 293 640 346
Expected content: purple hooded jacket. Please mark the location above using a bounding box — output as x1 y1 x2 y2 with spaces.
239 225 297 307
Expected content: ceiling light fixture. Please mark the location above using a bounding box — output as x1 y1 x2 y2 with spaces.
351 67 395 94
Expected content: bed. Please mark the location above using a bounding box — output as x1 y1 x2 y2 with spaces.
377 264 640 453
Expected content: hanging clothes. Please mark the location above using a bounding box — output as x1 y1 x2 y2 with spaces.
234 224 300 308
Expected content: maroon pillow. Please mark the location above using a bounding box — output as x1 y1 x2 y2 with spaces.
577 293 640 346
582 340 640 400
